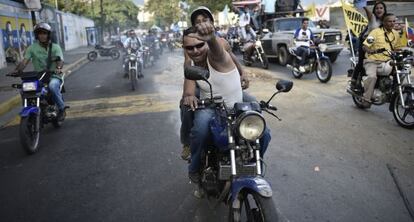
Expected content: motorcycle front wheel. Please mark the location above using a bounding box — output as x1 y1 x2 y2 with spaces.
229 190 278 222
87 51 98 61
316 59 332 83
260 53 269 69
130 69 138 91
392 88 414 129
111 50 120 60
19 114 40 154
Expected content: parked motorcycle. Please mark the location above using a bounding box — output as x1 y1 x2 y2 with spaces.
87 45 120 61
242 37 269 69
347 47 414 129
184 66 293 222
125 50 144 91
7 68 68 154
287 40 332 83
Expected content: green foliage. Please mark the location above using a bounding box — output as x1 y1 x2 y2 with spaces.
188 0 232 13
42 0 140 30
144 0 182 28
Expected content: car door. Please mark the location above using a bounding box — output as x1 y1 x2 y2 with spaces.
261 20 276 56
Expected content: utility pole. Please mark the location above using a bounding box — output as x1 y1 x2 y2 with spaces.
91 0 95 17
100 0 104 44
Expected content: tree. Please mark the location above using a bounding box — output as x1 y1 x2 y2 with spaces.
144 0 182 28
188 0 232 13
42 0 140 31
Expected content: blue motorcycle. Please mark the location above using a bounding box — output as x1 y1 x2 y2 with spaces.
185 66 293 222
7 70 67 154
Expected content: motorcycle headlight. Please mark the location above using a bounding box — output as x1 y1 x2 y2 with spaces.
255 40 262 47
129 54 137 61
236 111 266 141
22 82 37 92
319 44 328 52
336 35 341 41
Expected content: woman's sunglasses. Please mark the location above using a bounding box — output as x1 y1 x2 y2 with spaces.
184 42 205 51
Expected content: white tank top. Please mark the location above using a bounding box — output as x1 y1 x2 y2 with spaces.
197 60 243 108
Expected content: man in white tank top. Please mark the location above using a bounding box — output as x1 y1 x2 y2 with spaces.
182 21 244 183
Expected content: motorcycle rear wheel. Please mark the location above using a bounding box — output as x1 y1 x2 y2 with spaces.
392 88 414 129
316 59 332 83
352 95 368 109
111 50 120 60
130 69 138 91
19 115 40 154
229 190 278 222
87 51 98 61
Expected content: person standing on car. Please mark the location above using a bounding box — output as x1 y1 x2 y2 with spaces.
15 22 66 120
293 18 314 72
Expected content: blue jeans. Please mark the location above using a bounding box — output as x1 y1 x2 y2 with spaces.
180 91 256 146
188 108 271 174
48 77 65 111
296 46 309 66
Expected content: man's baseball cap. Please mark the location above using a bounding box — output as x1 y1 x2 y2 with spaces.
190 6 214 26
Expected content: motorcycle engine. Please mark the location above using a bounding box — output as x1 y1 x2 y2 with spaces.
201 167 220 196
373 77 393 103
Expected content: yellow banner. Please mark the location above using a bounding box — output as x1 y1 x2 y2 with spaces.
341 0 368 36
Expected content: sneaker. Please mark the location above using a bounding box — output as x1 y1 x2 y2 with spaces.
361 99 371 109
181 145 191 161
299 66 306 73
189 172 201 184
193 185 205 199
57 108 66 121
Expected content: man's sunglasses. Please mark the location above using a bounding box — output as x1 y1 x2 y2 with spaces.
184 42 205 51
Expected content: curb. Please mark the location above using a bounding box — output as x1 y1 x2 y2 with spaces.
0 55 89 119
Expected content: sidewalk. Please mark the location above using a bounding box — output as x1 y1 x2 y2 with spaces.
0 46 93 127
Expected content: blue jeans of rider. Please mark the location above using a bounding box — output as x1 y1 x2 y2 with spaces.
188 108 271 174
49 77 65 111
296 46 309 66
181 91 257 146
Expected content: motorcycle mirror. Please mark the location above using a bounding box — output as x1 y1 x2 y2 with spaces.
184 66 210 81
367 36 375 44
276 80 293 93
408 40 413 48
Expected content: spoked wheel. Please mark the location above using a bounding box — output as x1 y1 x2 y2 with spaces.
392 88 414 129
316 59 332 83
229 190 278 222
111 50 120 60
352 95 368 109
87 51 98 61
19 114 40 154
130 69 137 91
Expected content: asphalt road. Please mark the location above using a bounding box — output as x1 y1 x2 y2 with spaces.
0 50 413 222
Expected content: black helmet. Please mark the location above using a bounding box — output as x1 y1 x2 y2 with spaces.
34 22 52 39
190 6 214 26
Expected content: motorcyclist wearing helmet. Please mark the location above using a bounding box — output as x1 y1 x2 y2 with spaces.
361 13 404 108
15 22 66 120
123 30 143 77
